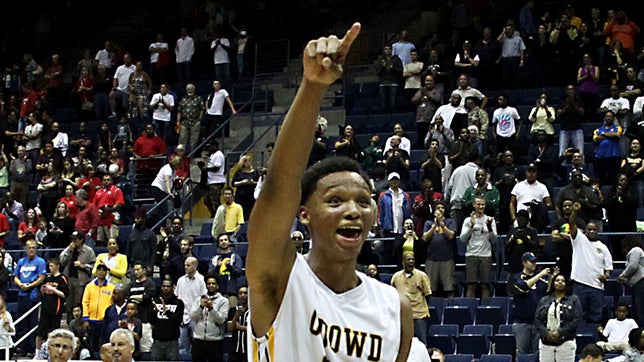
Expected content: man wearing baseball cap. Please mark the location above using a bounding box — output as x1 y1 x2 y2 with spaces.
509 251 556 357
377 172 411 264
60 231 97 324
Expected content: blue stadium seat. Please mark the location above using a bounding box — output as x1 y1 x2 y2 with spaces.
429 297 446 323
498 324 514 335
463 324 493 336
475 306 505 329
516 354 539 362
200 222 213 236
480 297 511 324
480 354 512 362
428 335 456 355
575 334 597 355
429 324 459 337
443 306 474 328
445 355 474 362
197 244 217 259
447 297 479 318
457 333 490 357
491 334 516 356
380 273 393 285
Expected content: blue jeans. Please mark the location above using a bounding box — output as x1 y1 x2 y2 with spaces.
558 129 584 156
513 322 539 356
413 318 429 346
632 179 644 208
379 85 397 112
179 321 195 354
573 282 603 323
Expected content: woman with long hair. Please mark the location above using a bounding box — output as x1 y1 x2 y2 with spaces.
620 138 644 208
535 273 583 361
37 161 62 222
576 53 601 119
232 154 259 221
17 208 40 244
46 202 75 249
333 124 361 160
93 237 128 284
60 157 81 190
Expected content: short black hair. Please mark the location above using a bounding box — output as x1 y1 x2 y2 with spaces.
628 327 644 347
300 156 371 205
581 343 604 358
614 301 630 311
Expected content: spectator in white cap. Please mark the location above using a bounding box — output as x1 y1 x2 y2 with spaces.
377 172 411 264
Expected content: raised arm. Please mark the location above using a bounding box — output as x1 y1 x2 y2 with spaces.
246 23 361 337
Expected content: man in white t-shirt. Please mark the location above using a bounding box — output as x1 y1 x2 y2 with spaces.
383 123 412 155
109 53 135 120
210 30 231 81
204 141 226 218
203 80 237 142
510 164 551 224
598 85 631 124
569 202 613 324
492 94 522 153
149 83 175 140
432 94 467 130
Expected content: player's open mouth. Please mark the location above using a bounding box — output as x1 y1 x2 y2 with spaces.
337 226 362 239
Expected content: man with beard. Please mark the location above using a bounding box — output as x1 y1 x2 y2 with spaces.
555 170 602 228
158 216 188 268
164 237 197 284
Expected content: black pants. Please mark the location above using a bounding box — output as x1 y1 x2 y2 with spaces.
192 339 223 362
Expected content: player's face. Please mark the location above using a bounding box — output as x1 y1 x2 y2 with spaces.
300 171 374 260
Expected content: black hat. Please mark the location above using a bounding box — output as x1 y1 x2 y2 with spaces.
71 231 84 240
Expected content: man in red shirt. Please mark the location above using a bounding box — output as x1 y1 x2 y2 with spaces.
133 123 167 171
0 212 9 248
75 189 99 242
93 173 124 246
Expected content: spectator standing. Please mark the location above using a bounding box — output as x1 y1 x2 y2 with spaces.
557 85 586 156
149 83 175 140
618 236 644 326
93 173 124 246
473 27 501 90
535 273 583 361
12 240 46 355
175 256 206 355
100 284 127 347
505 210 540 274
204 141 226 218
461 167 500 217
191 275 229 362
445 159 478 229
203 80 237 141
526 130 559 194
412 74 443 149
411 179 444 237
529 93 556 138
93 238 128 285
95 40 115 74
209 233 245 298
333 124 361 160
150 278 184 361
460 196 497 298
211 187 244 239
126 209 157 268
126 261 157 355
391 253 431 346
109 53 135 120
422 201 457 297
231 155 259 221
210 30 232 81
60 231 96 321
569 202 614 324
603 11 641 55
175 27 195 84
603 174 638 260
420 140 446 193
392 30 416 66
451 74 487 108
402 49 424 110
177 83 205 153
492 94 522 153
148 32 170 88
82 264 115 354
577 54 601 118
492 150 522 234
497 23 526 88
227 286 249 362
378 172 411 240
593 111 623 186
509 252 554 357
376 44 403 113
35 257 68 356
74 189 99 241
9 146 32 207
510 165 552 233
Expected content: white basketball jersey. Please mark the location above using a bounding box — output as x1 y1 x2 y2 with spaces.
248 253 402 361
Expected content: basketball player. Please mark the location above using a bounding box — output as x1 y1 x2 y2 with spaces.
245 22 413 361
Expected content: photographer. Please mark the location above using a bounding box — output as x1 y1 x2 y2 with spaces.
506 210 540 274
393 218 424 270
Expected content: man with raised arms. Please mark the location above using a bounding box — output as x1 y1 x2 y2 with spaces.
245 22 413 362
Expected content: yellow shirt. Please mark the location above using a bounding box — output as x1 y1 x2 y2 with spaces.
224 202 244 233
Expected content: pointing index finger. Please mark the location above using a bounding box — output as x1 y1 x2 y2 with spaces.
339 22 361 53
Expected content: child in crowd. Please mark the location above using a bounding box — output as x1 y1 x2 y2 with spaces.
597 302 639 352
118 300 142 359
